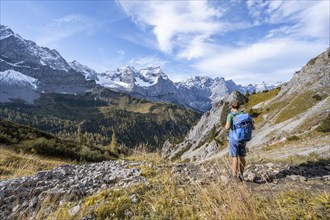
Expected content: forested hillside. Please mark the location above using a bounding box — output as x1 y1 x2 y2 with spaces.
0 87 201 150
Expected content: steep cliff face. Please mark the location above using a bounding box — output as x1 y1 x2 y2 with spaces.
0 26 70 72
279 48 330 97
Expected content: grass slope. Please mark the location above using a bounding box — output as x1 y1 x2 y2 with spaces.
0 146 71 180
0 119 115 162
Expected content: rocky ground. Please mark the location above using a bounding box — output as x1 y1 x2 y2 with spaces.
1 157 329 220
0 160 152 220
171 159 330 193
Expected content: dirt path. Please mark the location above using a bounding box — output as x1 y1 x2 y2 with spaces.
170 159 330 193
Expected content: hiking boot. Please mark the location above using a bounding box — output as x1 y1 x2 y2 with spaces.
230 174 242 183
238 174 244 182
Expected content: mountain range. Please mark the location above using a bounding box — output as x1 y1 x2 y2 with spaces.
0 25 279 112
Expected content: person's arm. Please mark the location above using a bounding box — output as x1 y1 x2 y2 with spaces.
225 114 232 130
225 121 231 130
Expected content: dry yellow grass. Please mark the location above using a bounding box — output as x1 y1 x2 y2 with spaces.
3 148 328 219
0 146 72 180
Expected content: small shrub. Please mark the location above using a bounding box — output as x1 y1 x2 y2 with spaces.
316 113 330 133
307 57 317 66
287 135 300 141
248 109 260 118
312 94 322 101
0 133 11 144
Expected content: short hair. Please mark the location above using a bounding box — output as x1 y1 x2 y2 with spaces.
231 100 240 109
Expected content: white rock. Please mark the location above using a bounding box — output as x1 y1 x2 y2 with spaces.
130 194 138 204
69 205 81 216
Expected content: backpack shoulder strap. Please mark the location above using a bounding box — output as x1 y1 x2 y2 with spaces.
230 112 239 117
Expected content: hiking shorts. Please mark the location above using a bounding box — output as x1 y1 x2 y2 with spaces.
229 137 246 157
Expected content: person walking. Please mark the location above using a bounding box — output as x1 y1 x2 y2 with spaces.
225 100 253 181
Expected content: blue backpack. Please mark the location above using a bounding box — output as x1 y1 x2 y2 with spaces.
230 112 253 142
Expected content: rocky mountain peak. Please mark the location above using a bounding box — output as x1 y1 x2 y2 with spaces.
178 76 215 89
0 25 71 72
227 90 249 105
1 25 284 112
68 60 98 81
0 69 37 88
0 25 15 40
140 66 168 80
0 26 96 96
279 48 330 97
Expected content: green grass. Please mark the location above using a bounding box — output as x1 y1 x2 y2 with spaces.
245 87 281 110
243 88 281 124
275 91 324 124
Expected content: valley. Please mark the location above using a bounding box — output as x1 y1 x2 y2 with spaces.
0 87 201 150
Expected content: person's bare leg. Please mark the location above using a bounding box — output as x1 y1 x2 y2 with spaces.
239 156 246 176
232 157 238 176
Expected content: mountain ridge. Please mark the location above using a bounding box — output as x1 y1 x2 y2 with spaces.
1 25 278 112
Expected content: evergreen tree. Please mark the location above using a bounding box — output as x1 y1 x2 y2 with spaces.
110 129 118 154
77 125 82 143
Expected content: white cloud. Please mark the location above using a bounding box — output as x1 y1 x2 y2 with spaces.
129 56 168 69
194 1 329 85
297 1 330 39
194 38 327 85
117 1 223 54
177 35 215 60
247 0 329 40
37 14 100 46
118 0 329 85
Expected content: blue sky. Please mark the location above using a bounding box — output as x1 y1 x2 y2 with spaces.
1 0 329 85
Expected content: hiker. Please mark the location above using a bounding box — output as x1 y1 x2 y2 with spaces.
225 100 254 181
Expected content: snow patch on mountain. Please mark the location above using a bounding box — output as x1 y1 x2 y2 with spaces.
0 25 71 72
245 81 282 93
0 69 38 89
69 60 99 81
176 76 214 89
96 66 167 91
